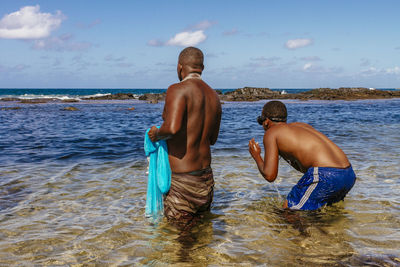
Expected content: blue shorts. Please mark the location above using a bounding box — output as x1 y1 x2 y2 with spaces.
287 166 356 210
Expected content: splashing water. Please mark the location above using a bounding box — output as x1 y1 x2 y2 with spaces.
272 182 283 200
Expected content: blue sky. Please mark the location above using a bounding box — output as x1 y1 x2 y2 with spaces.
0 1 399 89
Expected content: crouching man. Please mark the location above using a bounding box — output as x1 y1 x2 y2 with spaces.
249 101 356 210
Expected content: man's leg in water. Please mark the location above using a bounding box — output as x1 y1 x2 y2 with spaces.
283 200 288 209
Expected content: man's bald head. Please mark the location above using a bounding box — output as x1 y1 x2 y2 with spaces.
178 47 204 70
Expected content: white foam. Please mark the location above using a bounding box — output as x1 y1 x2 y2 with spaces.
17 94 80 101
88 93 111 97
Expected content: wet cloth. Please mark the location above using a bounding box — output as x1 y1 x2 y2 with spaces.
144 128 171 218
164 167 214 225
287 165 356 210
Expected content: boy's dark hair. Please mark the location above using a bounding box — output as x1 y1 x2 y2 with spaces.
261 101 287 122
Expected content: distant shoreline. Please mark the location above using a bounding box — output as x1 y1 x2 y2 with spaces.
1 87 399 104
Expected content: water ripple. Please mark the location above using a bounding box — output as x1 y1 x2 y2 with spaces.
0 99 400 265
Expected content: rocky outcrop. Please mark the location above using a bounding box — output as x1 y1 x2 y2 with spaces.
62 99 80 103
138 93 166 103
1 107 21 110
220 87 400 101
1 87 399 104
287 87 400 100
82 93 135 100
65 87 400 102
20 99 52 104
62 106 79 111
220 87 279 101
0 97 20 101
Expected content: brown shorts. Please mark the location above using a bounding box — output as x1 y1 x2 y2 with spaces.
164 167 214 227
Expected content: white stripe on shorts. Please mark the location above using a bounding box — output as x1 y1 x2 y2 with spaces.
291 167 319 210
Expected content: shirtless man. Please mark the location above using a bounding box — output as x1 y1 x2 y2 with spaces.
148 47 222 226
249 101 356 210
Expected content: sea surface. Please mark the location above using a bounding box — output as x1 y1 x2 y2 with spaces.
0 90 399 266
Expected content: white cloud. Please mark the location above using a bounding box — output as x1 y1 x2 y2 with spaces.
0 63 30 72
76 19 101 29
302 63 342 74
32 34 92 51
191 20 216 30
148 20 214 47
166 30 206 47
103 54 132 68
285 38 313 50
300 56 321 61
252 56 281 62
360 67 379 76
147 39 164 47
0 5 65 39
223 28 239 36
303 63 313 71
116 63 133 68
360 58 371 67
360 66 400 76
386 66 400 75
248 56 281 67
104 54 126 62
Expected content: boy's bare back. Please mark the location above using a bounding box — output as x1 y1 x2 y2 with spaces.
267 122 350 173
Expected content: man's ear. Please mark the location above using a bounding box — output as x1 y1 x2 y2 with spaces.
263 118 270 130
177 63 183 80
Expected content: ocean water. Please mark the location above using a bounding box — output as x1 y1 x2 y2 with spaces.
0 96 399 266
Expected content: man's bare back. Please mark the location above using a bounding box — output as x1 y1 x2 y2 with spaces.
162 76 221 173
148 48 221 173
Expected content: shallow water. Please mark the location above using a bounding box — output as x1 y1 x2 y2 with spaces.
0 99 399 266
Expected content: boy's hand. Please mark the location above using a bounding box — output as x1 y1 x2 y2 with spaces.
248 138 261 159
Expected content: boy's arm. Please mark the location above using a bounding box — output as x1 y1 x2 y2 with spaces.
249 132 279 182
249 138 266 177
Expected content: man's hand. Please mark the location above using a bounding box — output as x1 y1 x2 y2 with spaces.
248 138 261 159
148 126 159 142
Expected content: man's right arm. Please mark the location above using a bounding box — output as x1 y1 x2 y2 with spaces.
149 84 186 142
209 103 222 145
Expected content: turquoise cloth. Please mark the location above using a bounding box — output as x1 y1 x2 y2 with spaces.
144 127 171 218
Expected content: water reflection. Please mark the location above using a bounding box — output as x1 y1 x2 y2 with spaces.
0 179 30 211
141 215 216 265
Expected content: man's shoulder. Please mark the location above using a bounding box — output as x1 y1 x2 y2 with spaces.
167 82 182 91
166 82 187 96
